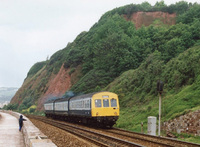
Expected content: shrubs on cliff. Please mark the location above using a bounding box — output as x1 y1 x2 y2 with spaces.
70 15 199 93
104 45 200 135
177 3 200 24
27 61 47 77
105 51 164 106
163 46 200 90
106 45 200 108
102 1 197 20
37 1 200 95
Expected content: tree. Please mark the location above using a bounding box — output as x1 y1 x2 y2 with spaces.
174 1 189 15
177 4 200 24
154 0 167 11
3 103 18 110
141 2 152 11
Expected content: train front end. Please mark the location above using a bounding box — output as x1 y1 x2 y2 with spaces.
91 92 119 127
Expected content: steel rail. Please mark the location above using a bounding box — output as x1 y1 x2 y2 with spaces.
113 127 200 147
28 115 144 147
29 115 109 147
105 129 172 147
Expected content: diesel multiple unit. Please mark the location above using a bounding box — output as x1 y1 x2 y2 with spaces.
44 91 120 127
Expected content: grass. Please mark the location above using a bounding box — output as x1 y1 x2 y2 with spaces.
175 133 200 144
115 82 200 144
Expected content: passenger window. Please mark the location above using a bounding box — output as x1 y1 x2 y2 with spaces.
111 98 117 107
95 99 101 107
103 99 109 107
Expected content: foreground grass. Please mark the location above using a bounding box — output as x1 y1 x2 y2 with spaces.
115 83 200 144
177 135 200 144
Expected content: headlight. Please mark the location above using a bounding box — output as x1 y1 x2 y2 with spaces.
96 112 99 116
114 112 117 115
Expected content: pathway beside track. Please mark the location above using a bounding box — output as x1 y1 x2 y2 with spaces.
0 112 25 147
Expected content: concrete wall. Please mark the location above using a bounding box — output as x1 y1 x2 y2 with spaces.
4 111 57 147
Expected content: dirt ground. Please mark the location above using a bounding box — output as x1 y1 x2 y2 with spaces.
30 119 96 147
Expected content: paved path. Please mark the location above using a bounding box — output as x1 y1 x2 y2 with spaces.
0 112 25 147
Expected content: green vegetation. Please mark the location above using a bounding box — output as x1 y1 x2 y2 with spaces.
69 2 200 93
106 46 200 143
27 61 47 77
21 1 200 94
3 97 38 114
177 134 200 144
3 103 43 115
15 1 199 96
101 1 198 18
3 103 18 110
9 1 200 143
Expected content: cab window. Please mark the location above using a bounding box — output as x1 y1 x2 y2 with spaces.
103 99 109 107
111 98 117 107
95 99 101 107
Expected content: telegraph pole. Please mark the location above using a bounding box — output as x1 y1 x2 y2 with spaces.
157 80 164 136
158 92 161 136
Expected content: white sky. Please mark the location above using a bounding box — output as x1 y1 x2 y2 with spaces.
0 0 199 87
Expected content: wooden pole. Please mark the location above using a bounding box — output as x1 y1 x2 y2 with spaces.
141 122 143 133
158 93 161 136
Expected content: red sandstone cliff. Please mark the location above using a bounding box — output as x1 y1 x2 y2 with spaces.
11 63 82 110
37 65 72 110
125 11 176 29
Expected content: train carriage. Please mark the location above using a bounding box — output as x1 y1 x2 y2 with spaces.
44 100 54 116
44 91 120 127
54 98 68 116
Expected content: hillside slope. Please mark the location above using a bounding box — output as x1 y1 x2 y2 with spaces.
10 9 179 110
105 45 200 137
9 1 200 126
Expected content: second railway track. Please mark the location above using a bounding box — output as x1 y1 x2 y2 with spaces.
27 115 200 147
107 128 200 147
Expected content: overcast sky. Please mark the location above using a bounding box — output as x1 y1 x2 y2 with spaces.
0 0 199 88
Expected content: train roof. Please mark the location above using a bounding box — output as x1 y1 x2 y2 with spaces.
58 92 98 102
44 92 95 104
44 98 63 104
44 91 113 104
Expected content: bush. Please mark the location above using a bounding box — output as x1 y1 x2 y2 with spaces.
29 107 36 113
27 61 46 77
69 68 75 75
28 105 37 113
3 103 18 110
22 97 33 108
18 104 27 111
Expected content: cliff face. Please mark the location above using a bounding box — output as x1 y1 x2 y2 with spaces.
11 63 82 110
11 66 48 105
125 11 176 29
11 11 176 110
37 64 72 110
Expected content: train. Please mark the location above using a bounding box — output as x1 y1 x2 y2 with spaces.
44 91 120 127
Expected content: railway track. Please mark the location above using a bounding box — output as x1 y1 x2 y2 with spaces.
27 115 144 147
27 115 200 147
107 128 200 147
